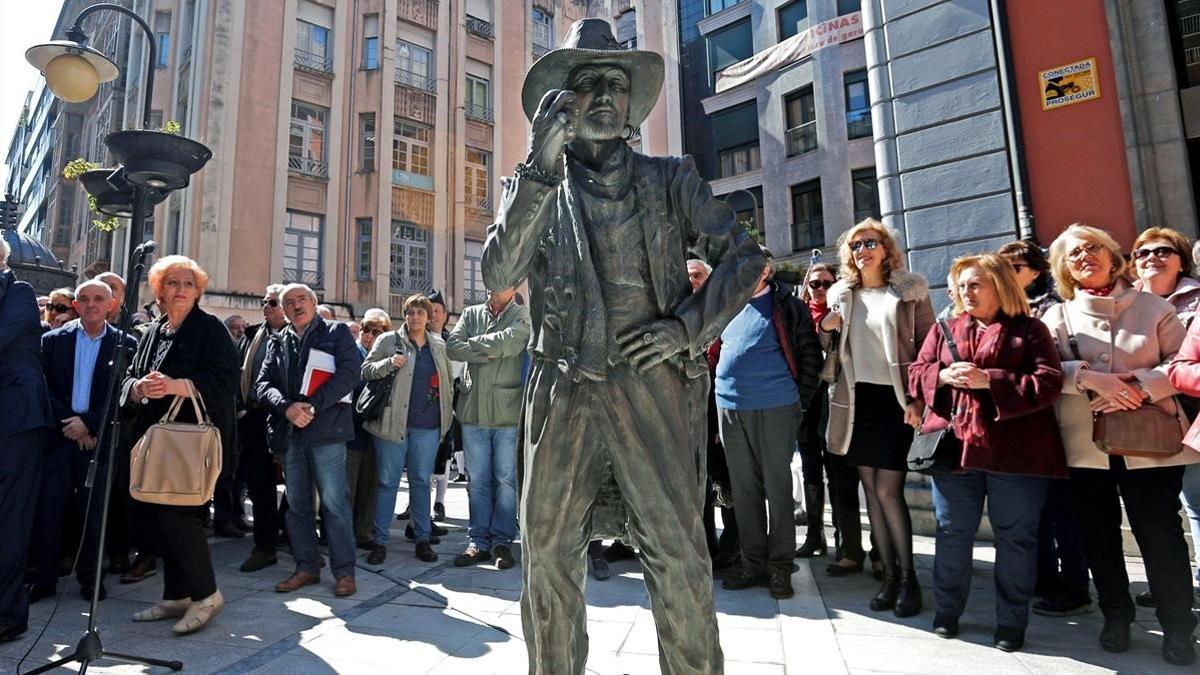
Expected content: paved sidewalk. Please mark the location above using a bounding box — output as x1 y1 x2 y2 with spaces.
2 481 1194 674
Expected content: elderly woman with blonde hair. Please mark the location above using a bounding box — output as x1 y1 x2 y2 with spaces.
1042 224 1197 665
120 255 239 635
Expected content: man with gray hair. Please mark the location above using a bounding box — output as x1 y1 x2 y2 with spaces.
224 315 248 341
94 271 126 324
257 283 363 597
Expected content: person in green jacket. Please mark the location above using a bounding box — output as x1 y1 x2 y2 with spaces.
446 286 532 570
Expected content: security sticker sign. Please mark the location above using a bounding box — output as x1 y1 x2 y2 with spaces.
1040 58 1099 110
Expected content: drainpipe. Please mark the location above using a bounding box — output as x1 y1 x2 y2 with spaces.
989 0 1036 243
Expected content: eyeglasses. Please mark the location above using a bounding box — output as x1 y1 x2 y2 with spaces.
807 279 834 290
262 298 279 307
849 239 880 253
362 328 381 336
1066 242 1105 262
1133 246 1178 261
47 303 72 314
1010 263 1030 273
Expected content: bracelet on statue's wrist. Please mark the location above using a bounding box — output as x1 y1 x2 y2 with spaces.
515 162 562 186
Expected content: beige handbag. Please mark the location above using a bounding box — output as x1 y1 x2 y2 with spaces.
129 380 223 506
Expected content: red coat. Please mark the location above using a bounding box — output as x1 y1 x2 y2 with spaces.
908 312 1068 478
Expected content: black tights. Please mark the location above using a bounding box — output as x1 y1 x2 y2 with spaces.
858 466 913 574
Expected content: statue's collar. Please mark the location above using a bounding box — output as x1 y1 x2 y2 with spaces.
567 143 632 197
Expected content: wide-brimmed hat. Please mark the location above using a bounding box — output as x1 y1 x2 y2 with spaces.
521 18 664 129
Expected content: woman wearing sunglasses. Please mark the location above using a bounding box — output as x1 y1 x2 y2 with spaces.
820 218 934 617
1042 224 1196 666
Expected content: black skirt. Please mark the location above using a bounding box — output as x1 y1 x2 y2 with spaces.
845 382 912 471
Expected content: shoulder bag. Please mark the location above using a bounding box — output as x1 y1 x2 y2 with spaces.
1062 305 1185 458
356 332 405 421
819 329 840 384
907 319 964 474
129 380 223 506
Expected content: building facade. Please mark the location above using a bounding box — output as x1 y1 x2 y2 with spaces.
675 0 878 266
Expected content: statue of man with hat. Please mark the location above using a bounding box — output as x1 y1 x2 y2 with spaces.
483 18 764 674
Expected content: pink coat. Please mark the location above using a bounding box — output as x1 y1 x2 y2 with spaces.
1042 281 1198 470
1167 317 1200 453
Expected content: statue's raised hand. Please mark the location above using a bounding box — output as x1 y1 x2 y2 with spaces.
527 89 577 178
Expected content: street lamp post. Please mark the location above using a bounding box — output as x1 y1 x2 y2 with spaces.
22 5 210 673
721 187 761 237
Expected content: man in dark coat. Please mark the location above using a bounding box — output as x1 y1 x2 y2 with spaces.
256 283 362 598
28 280 136 602
0 240 55 643
483 19 763 674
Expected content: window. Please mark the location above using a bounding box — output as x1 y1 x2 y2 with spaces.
284 211 324 287
154 12 171 69
356 218 372 281
708 0 744 15
785 86 817 156
712 102 760 177
295 20 331 72
532 7 553 57
465 148 491 210
778 1 809 41
791 180 824 250
852 168 880 222
392 119 433 189
359 113 376 172
390 221 431 293
837 0 861 14
707 18 753 86
362 14 379 70
465 75 492 122
464 240 486 304
395 39 434 90
288 101 328 177
166 209 182 254
845 69 871 139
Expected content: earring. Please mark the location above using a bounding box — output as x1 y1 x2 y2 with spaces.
622 124 635 141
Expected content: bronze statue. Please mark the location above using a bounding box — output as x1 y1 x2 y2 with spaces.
483 19 764 675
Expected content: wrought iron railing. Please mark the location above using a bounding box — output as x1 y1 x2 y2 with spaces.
532 42 551 60
465 103 493 123
395 67 435 92
1181 13 1200 38
465 15 494 39
288 155 329 178
294 48 334 74
284 266 323 288
847 110 872 139
179 44 192 70
465 193 492 211
464 288 488 305
785 121 818 157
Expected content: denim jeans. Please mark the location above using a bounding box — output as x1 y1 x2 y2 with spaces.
372 428 440 544
283 440 356 579
931 470 1048 630
1182 463 1200 587
461 424 519 550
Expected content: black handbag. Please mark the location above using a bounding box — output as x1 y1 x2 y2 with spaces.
355 332 404 421
906 319 964 474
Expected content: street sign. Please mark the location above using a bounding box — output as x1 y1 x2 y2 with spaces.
1039 57 1100 110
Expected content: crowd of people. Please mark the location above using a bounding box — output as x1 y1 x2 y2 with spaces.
0 216 1197 666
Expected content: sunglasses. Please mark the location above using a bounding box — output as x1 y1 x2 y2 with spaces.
1066 242 1105 262
47 303 73 314
807 279 834 290
1133 246 1178 261
362 328 381 336
849 239 881 253
262 298 279 307
1010 263 1030 273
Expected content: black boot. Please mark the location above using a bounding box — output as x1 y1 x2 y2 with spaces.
869 569 900 611
894 568 922 618
795 484 827 559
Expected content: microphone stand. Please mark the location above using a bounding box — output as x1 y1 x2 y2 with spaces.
28 224 182 672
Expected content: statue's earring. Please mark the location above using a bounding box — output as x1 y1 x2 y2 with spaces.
622 124 635 141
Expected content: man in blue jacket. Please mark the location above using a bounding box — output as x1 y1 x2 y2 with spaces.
256 283 362 598
28 280 136 603
0 238 55 643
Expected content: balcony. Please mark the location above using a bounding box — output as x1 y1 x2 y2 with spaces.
294 48 334 75
532 43 551 60
847 110 872 140
785 121 817 157
465 103 493 123
791 219 825 250
395 68 435 92
398 0 439 30
179 44 192 71
288 155 329 179
465 15 494 39
465 193 492 212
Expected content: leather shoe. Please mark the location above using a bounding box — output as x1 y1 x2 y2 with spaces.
604 541 637 562
334 576 357 597
994 626 1025 652
454 545 491 567
767 566 794 599
239 549 277 573
173 590 223 635
494 545 516 570
1134 590 1156 608
590 557 611 581
214 521 246 539
367 544 387 565
932 614 959 639
27 583 55 604
121 556 157 584
824 558 863 577
433 502 446 522
893 569 922 618
1162 632 1197 666
0 623 28 643
722 565 764 591
275 571 320 593
415 541 438 563
1099 619 1130 653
